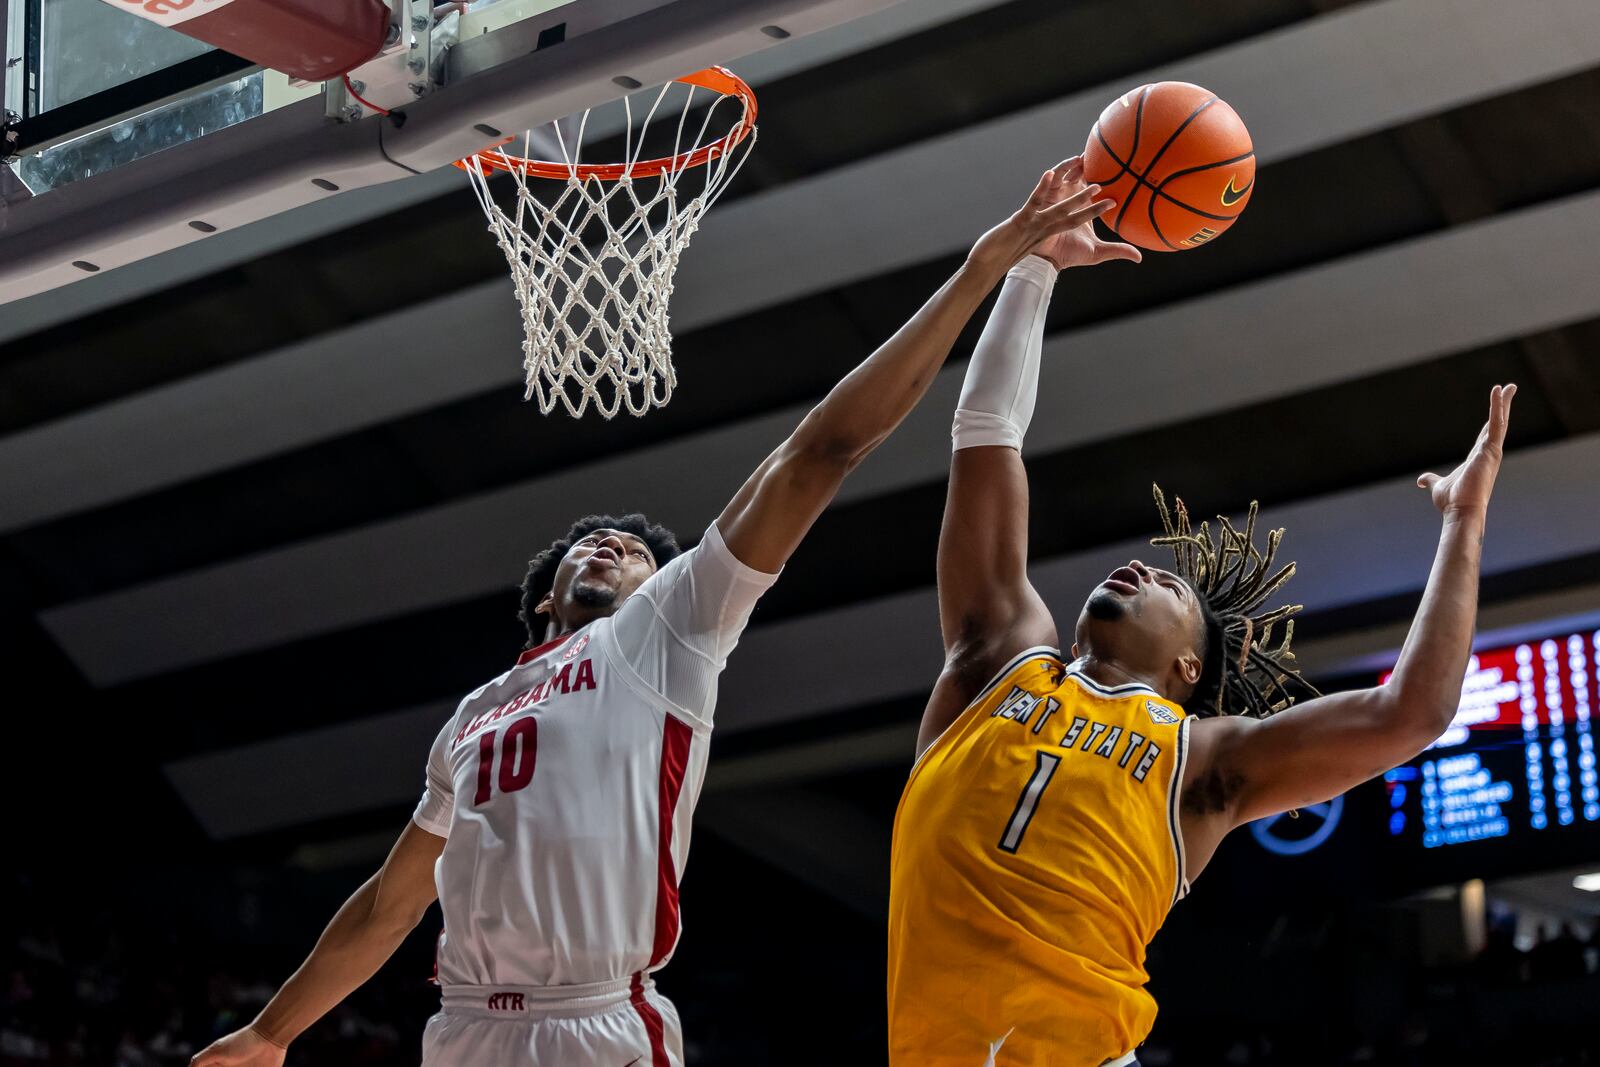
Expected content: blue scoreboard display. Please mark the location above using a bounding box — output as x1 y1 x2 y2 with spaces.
1380 628 1600 873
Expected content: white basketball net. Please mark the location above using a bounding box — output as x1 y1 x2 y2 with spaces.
461 79 756 418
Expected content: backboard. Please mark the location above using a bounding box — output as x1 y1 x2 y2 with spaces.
0 0 901 305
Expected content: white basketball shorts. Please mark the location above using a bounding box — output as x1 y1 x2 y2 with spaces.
421 975 684 1067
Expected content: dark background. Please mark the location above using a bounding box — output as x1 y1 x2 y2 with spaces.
5 0 1600 1064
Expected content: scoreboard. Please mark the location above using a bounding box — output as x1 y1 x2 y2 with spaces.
1380 628 1600 864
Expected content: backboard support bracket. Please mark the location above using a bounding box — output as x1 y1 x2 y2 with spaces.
0 0 906 307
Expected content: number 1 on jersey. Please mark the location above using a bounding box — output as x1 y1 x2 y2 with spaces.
474 718 539 805
999 750 1061 854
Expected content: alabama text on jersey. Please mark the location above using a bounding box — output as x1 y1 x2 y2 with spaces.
412 524 778 990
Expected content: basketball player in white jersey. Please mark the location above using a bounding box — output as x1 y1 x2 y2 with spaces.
190 159 1135 1067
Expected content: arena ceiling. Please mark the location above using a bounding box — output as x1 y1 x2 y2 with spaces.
5 0 1600 907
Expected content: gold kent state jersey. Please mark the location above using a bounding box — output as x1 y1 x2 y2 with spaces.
887 648 1192 1067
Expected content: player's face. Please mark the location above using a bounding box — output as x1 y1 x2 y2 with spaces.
548 529 658 624
1073 560 1205 700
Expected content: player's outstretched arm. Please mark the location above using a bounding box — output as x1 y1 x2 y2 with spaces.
919 158 1140 754
190 820 444 1067
1187 385 1517 831
715 162 1117 575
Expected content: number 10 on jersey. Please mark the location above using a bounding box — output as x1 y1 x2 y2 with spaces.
474 719 538 804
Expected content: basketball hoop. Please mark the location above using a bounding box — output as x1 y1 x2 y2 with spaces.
455 67 758 418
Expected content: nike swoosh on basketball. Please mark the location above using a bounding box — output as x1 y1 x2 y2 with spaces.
1220 175 1252 207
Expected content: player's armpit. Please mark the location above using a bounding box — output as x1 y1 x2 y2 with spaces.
916 634 1058 757
918 662 987 758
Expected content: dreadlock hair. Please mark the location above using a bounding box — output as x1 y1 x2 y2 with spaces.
1150 485 1319 718
518 513 682 647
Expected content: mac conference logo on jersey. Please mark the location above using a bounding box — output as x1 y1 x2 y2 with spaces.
1250 796 1344 856
1144 700 1181 725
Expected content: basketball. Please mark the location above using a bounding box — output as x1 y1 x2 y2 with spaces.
1082 81 1255 252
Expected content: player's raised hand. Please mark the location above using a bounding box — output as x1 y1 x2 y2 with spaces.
189 1025 287 1067
967 158 1131 272
1417 384 1516 516
1029 155 1142 269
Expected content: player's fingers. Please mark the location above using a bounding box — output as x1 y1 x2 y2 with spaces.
1037 181 1100 214
1049 197 1115 231
1055 155 1084 180
1040 187 1106 224
1481 382 1501 425
1025 169 1055 207
1492 383 1517 433
1417 473 1440 491
1478 384 1511 452
1095 240 1142 264
1497 383 1517 441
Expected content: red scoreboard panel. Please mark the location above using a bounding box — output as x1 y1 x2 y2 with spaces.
1381 628 1600 852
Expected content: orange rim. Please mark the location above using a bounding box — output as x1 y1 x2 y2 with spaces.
454 67 757 180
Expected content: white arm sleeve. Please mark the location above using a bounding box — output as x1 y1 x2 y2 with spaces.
608 522 781 723
951 254 1058 452
412 713 456 838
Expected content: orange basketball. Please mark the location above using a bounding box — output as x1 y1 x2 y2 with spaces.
1082 82 1255 252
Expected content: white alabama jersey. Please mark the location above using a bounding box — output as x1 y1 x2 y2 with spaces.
412 523 777 989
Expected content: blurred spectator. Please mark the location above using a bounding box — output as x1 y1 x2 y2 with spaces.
2 863 1597 1067
1531 923 1588 983
1475 923 1528 986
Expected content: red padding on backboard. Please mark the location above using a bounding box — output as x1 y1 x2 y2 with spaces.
105 0 389 82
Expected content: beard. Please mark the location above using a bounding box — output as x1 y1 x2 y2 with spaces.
570 579 620 610
1085 588 1134 622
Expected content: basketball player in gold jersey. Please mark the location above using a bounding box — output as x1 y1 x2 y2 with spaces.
886 164 1518 1066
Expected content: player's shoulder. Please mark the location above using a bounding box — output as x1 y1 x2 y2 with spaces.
669 522 780 585
621 528 710 604
1006 644 1063 668
1138 694 1187 726
949 645 1063 717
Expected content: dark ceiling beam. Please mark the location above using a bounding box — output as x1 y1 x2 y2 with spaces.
1310 0 1600 436
160 572 1600 846
1389 119 1600 435
690 789 892 919
157 438 1600 844
8 0 1598 537
705 723 916 792
1516 332 1600 435
36 191 1600 682
0 0 1010 346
